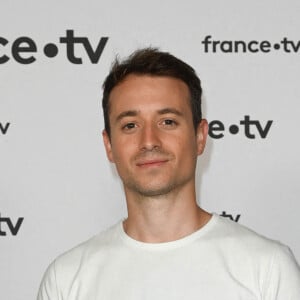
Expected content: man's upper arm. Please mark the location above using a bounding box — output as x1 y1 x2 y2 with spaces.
262 244 300 299
37 261 60 300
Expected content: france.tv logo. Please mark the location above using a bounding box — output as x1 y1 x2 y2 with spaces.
0 30 108 64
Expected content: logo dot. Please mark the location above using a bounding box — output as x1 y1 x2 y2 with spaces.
44 43 58 58
229 124 239 134
273 43 280 50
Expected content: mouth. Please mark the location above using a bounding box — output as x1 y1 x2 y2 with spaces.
136 159 168 168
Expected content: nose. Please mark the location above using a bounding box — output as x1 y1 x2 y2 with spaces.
139 123 162 151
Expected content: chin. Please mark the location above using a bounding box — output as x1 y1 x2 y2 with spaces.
127 182 177 198
137 188 172 197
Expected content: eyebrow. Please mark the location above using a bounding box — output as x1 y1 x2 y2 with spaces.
157 108 183 117
115 107 184 122
115 110 139 122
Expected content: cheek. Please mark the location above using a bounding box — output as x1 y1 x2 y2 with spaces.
111 139 136 164
180 138 198 161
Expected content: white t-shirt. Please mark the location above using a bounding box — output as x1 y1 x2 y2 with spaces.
37 214 300 300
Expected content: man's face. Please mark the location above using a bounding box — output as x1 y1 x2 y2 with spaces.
103 74 208 197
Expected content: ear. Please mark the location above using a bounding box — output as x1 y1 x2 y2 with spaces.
196 119 208 155
102 130 115 163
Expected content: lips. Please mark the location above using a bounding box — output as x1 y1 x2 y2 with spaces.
136 159 168 167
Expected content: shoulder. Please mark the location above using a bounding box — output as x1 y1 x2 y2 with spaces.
206 213 299 271
208 214 300 294
57 221 121 265
37 221 122 300
210 214 285 253
54 221 122 277
210 214 299 263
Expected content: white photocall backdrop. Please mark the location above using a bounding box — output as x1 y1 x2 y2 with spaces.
1 1 300 299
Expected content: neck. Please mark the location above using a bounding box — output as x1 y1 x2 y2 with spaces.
123 181 211 243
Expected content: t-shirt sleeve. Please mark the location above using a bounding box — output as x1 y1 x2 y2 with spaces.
37 261 60 300
262 244 300 299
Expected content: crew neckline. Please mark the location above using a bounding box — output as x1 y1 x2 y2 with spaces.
118 213 218 251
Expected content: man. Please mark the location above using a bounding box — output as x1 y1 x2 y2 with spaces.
37 48 300 299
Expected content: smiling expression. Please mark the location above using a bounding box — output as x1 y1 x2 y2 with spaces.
103 74 207 197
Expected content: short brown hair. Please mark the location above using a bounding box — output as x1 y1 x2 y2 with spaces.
102 48 202 137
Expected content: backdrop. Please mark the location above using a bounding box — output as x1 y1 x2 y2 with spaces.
1 1 300 299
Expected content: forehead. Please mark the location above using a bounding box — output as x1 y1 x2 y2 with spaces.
108 74 191 115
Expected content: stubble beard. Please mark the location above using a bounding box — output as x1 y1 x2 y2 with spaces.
124 179 177 198
119 147 196 198
122 168 195 198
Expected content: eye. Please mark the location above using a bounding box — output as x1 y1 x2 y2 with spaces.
161 119 178 127
122 122 137 131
